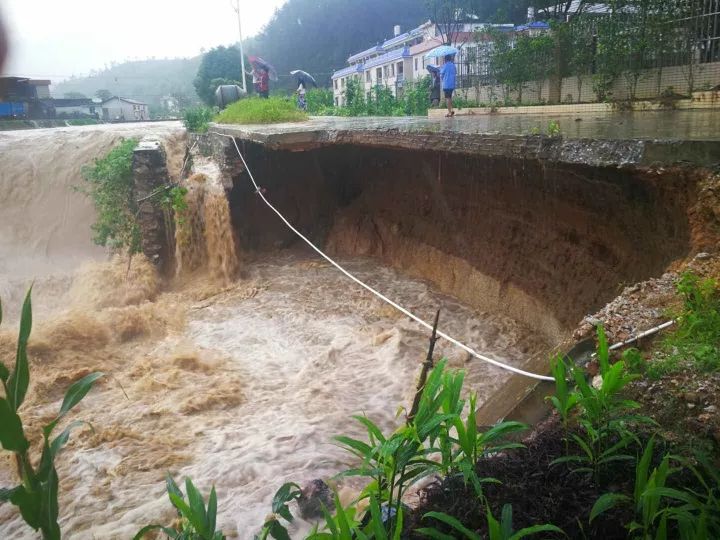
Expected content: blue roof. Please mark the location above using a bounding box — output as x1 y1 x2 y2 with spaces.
381 27 423 49
528 21 550 28
347 45 383 64
332 64 364 79
363 47 411 70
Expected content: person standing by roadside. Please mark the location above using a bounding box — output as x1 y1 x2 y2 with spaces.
429 70 441 108
440 54 456 117
258 68 270 99
296 80 307 111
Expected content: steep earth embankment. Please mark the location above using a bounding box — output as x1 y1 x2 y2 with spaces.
226 143 714 345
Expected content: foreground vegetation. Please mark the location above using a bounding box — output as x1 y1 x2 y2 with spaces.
2 274 718 538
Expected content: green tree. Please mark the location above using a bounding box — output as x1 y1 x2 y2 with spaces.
193 46 247 106
95 89 112 101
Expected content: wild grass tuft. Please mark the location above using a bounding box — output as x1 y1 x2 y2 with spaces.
215 97 308 125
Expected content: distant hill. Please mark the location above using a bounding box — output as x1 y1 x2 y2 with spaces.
246 0 430 89
52 57 202 109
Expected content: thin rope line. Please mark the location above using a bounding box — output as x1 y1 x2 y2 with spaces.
211 131 554 382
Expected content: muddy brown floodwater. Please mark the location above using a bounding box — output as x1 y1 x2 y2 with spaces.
0 124 547 539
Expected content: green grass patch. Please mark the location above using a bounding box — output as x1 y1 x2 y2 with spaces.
646 272 720 379
215 97 308 125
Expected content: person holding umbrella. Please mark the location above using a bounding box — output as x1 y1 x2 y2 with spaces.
440 54 457 117
427 65 441 108
291 70 317 111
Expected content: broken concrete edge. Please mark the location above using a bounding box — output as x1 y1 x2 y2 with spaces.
132 136 173 272
209 123 720 169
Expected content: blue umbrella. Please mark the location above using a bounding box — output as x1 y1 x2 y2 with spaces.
425 45 459 59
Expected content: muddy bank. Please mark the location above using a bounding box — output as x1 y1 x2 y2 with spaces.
225 143 708 345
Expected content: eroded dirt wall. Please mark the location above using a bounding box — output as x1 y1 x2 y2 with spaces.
227 143 697 343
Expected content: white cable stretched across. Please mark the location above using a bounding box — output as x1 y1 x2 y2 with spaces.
212 131 554 382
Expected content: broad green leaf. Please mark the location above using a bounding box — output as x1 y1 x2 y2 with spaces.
271 482 300 523
590 493 630 522
0 397 29 452
184 478 208 536
368 497 388 540
500 504 513 539
7 287 33 412
636 437 656 500
267 519 291 540
423 511 481 540
392 505 404 540
207 486 217 536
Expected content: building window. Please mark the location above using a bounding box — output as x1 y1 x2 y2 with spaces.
334 80 338 90
414 58 418 71
391 64 395 77
376 67 382 81
397 62 403 76
366 71 371 82
341 78 345 88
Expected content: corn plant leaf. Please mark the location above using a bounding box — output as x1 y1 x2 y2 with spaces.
510 523 566 539
133 525 180 540
7 287 33 412
39 465 60 540
353 415 386 444
59 372 104 417
636 437 655 501
423 511 481 540
0 397 29 452
590 493 630 522
10 485 42 530
50 420 93 461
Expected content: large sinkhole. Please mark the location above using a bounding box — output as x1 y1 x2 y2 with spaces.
227 142 698 347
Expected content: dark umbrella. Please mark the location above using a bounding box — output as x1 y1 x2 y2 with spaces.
290 70 317 87
426 65 440 74
248 56 278 81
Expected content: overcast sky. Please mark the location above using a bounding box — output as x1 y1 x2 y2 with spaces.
1 0 287 80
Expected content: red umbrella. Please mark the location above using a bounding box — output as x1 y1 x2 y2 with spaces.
248 56 278 81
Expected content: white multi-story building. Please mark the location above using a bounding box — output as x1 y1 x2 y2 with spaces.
331 20 540 106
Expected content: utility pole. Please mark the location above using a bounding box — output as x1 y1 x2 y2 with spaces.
231 0 247 93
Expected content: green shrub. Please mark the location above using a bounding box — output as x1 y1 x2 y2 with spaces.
215 97 308 125
0 290 103 540
182 107 214 133
306 88 334 114
648 273 720 378
80 138 141 254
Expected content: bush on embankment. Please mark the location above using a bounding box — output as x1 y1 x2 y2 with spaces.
215 97 308 125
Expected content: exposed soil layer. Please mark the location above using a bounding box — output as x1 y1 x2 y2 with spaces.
226 143 709 345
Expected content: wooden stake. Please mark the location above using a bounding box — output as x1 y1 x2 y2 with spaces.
408 309 441 424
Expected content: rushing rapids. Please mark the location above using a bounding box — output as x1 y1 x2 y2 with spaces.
0 124 549 538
